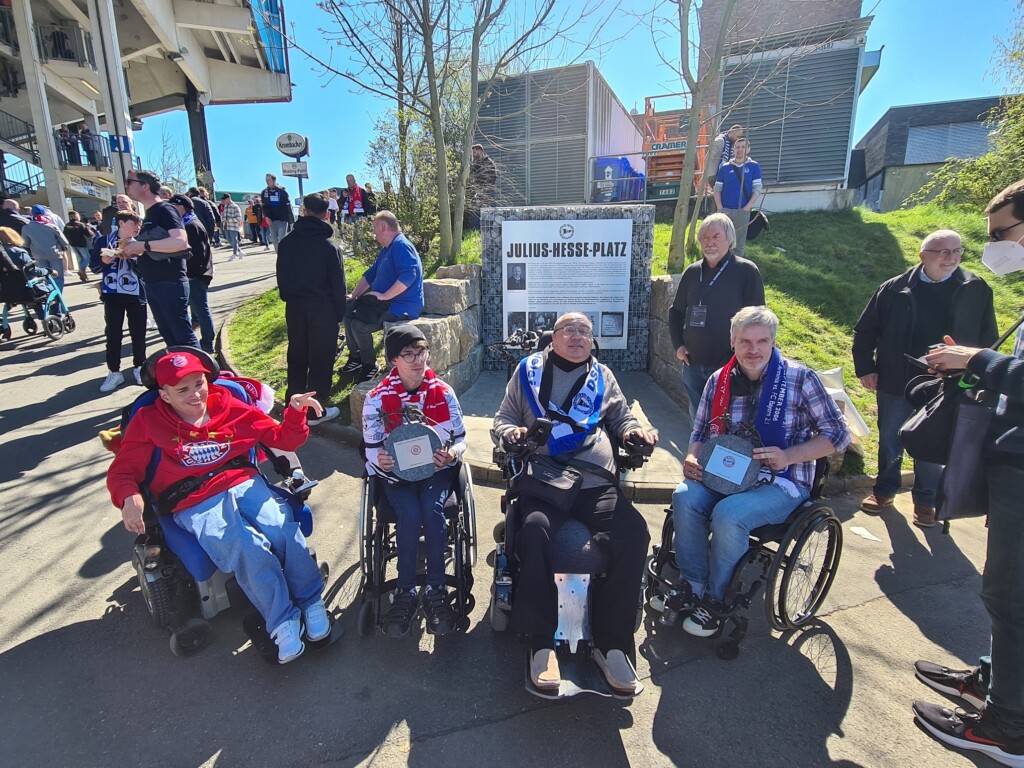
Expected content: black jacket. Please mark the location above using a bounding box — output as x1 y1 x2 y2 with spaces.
184 218 212 282
0 208 29 233
191 197 218 238
275 216 346 320
853 264 998 395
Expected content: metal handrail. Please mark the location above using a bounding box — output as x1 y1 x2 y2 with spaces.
0 7 18 50
34 22 95 69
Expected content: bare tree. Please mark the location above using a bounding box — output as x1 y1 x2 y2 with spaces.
149 123 194 193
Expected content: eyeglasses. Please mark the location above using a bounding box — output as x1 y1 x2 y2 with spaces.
125 177 140 186
398 349 429 362
990 221 1024 242
554 325 593 338
922 247 964 258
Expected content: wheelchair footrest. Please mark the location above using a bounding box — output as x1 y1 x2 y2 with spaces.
524 649 642 700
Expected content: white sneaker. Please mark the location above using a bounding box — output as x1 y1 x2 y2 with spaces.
227 256 236 262
100 370 124 392
302 600 331 641
146 319 158 330
269 617 305 663
132 367 143 386
307 406 340 426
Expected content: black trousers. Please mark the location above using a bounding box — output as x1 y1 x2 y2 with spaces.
511 484 650 653
103 296 147 372
285 302 338 414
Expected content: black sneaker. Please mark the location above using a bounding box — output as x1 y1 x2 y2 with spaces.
682 601 721 638
915 660 987 709
340 359 363 374
381 588 419 638
358 364 381 383
913 700 1024 767
422 586 457 635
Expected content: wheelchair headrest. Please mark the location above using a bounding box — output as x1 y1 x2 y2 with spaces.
140 346 221 390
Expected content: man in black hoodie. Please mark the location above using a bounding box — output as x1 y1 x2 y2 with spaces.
169 194 215 353
276 193 346 425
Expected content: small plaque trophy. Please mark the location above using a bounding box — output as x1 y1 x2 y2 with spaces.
697 434 761 495
384 422 443 482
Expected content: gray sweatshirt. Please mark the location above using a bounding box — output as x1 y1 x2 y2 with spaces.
22 220 70 262
491 351 640 488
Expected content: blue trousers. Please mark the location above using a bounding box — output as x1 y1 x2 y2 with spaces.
187 278 215 353
982 464 1024 738
146 279 199 348
381 467 456 591
673 479 807 601
874 390 942 505
173 477 323 633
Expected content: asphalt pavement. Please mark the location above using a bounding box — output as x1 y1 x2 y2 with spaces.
0 242 994 768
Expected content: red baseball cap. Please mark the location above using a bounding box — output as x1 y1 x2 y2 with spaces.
155 351 211 387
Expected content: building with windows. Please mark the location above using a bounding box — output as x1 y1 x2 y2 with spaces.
0 0 290 219
851 96 1002 212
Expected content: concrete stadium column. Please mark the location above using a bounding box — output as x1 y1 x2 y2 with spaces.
86 0 134 191
11 0 67 219
185 81 213 191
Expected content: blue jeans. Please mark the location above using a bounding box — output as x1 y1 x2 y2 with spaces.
72 246 90 271
673 479 809 601
682 362 718 426
875 390 942 505
172 477 323 633
187 278 215 353
381 467 456 591
269 220 289 251
146 279 199 348
36 256 64 294
982 464 1024 737
225 229 240 256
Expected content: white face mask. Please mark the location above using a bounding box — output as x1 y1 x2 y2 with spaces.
982 234 1024 275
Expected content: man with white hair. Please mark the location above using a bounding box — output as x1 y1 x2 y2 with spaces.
670 305 851 637
853 228 997 527
669 212 765 425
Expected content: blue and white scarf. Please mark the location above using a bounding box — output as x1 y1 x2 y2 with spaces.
519 351 605 455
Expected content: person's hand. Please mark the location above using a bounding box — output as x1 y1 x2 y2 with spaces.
625 428 658 446
121 494 146 534
754 445 790 471
676 345 690 364
289 392 323 417
433 448 455 469
376 449 395 471
858 373 878 391
924 334 979 374
503 426 528 444
682 453 703 484
121 241 144 257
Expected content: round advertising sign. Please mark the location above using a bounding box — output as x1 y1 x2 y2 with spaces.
275 132 308 158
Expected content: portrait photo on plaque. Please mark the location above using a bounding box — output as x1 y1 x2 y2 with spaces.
506 263 527 291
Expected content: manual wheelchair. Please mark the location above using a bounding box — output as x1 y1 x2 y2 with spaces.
646 457 843 660
489 417 653 698
355 458 478 638
116 347 328 658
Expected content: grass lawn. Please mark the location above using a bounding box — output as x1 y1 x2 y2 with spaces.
227 204 1024 468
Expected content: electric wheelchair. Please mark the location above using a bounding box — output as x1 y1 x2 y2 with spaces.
645 456 843 660
115 347 330 658
355 457 478 638
489 417 653 699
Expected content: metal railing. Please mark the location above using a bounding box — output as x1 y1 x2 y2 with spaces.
35 22 95 69
54 130 110 170
0 108 38 162
0 7 17 51
1 157 43 197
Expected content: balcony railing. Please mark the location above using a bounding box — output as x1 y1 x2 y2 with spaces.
0 7 17 51
0 157 43 198
54 130 109 171
35 22 95 69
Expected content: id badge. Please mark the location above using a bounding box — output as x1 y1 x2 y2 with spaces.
689 305 708 328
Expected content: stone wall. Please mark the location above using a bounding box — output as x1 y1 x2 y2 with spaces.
349 263 483 424
648 275 687 411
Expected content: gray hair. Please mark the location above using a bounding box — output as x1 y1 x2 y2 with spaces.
730 305 779 340
698 212 736 249
920 229 961 252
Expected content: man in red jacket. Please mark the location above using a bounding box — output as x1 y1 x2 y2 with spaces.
107 351 329 663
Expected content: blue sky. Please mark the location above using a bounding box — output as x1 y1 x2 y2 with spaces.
133 0 1020 197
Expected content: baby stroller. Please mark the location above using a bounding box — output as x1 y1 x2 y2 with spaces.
0 260 75 341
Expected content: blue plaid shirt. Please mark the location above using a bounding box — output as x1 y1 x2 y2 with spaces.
691 357 852 489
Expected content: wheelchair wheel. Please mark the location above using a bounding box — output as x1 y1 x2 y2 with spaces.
134 553 174 629
452 519 474 623
43 315 63 340
169 618 212 657
1 325 10 341
23 317 37 335
776 509 843 629
356 599 375 637
460 464 478 567
62 315 76 333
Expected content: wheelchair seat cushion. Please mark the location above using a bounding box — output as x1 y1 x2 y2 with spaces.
551 518 610 574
